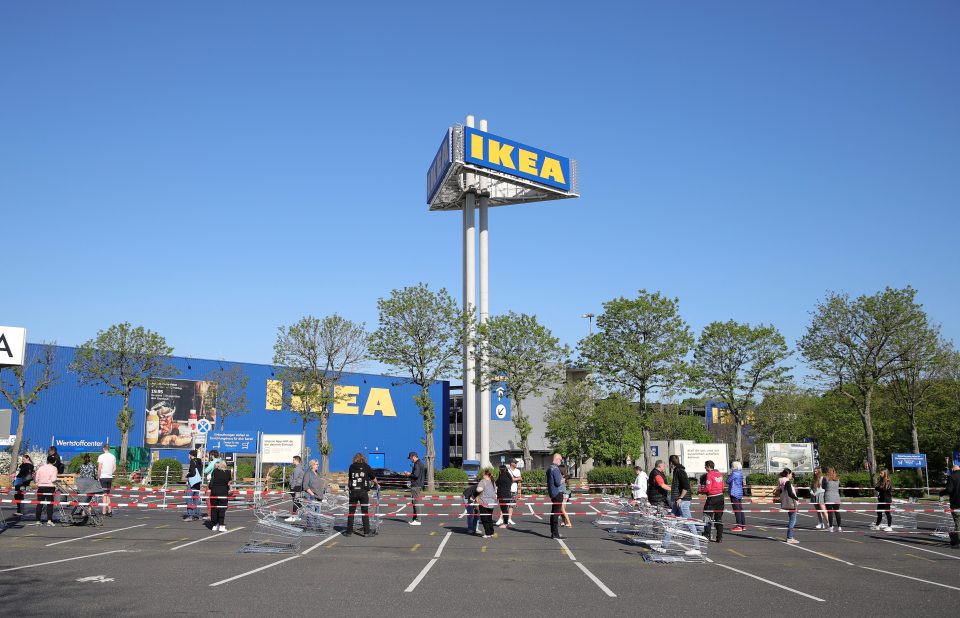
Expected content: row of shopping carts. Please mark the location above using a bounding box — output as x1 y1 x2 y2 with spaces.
593 494 709 563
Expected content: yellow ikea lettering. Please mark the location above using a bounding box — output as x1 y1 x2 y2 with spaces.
266 380 282 411
487 139 515 168
333 384 360 415
518 149 538 175
471 132 484 160
362 388 396 417
539 156 565 184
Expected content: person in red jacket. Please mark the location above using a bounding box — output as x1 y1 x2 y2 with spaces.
699 460 725 543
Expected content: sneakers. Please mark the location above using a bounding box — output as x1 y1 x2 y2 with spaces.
494 518 504 526
731 526 745 532
815 523 824 530
284 516 299 523
560 522 566 527
482 534 492 539
212 525 220 532
218 527 228 533
685 549 702 556
46 520 56 527
837 527 843 533
786 538 800 544
869 523 878 530
409 520 422 526
829 526 836 532
508 519 516 525
884 526 894 532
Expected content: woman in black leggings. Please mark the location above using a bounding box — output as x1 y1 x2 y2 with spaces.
874 469 893 531
208 460 233 532
823 467 842 532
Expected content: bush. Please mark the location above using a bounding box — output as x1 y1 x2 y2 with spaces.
236 462 255 480
745 473 779 486
269 465 291 489
151 458 183 486
586 466 635 493
436 467 468 485
67 453 100 473
522 469 547 494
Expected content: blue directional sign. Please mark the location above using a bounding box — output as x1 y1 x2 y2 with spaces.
207 431 257 454
492 381 511 421
892 453 926 468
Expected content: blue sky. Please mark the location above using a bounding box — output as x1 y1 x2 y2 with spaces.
3 2 958 386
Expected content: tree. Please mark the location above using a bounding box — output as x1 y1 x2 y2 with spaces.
648 409 713 444
203 364 250 431
590 393 645 466
888 319 945 455
799 287 927 485
71 323 175 464
475 312 570 469
0 343 58 474
751 384 814 445
578 290 693 470
273 314 367 474
369 284 463 491
691 320 792 461
545 378 598 479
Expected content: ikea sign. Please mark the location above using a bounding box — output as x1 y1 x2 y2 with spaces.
464 128 571 192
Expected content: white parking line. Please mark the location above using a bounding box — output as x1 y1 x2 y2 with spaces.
860 566 960 592
434 531 452 558
301 531 342 555
0 550 129 573
715 563 825 602
170 527 245 551
527 503 542 520
575 562 617 598
588 505 602 514
391 504 407 516
556 538 576 561
404 531 452 592
765 536 854 565
880 539 960 561
46 524 147 547
209 556 301 587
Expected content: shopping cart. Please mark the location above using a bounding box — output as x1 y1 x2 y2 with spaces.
55 478 104 527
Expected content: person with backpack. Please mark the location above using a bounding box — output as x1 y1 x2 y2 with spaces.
183 449 203 522
700 460 724 543
727 461 746 531
823 467 842 532
12 454 35 518
872 469 894 532
781 468 800 544
344 452 379 537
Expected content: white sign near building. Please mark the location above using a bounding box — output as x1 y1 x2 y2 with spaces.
0 326 27 367
260 434 303 463
680 443 729 475
765 443 814 474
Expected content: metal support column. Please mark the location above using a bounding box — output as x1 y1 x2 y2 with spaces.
478 118 491 468
463 115 477 462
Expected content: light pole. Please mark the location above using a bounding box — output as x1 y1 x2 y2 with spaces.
581 313 595 336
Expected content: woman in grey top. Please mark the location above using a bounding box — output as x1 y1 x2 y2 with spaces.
475 470 497 538
823 467 842 532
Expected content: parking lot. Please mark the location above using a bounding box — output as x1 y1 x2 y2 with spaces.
1 494 958 616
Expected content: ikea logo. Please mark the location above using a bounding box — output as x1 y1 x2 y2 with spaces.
464 127 572 191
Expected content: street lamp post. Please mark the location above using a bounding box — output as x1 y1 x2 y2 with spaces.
581 313 595 336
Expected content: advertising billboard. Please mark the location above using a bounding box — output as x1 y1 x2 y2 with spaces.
146 378 217 449
464 127 572 191
261 434 303 463
0 326 27 367
680 443 729 475
426 127 453 204
765 443 815 474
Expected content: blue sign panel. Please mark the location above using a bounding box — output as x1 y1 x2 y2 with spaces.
207 431 257 454
464 127 571 191
892 453 927 468
53 435 107 452
426 128 453 204
492 381 511 421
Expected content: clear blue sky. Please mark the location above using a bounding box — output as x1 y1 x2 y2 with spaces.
3 2 958 384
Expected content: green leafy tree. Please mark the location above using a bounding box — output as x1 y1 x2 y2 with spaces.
71 323 175 464
545 378 598 479
369 284 463 491
203 363 250 431
579 290 693 470
799 287 927 484
889 320 946 455
590 394 645 466
648 410 713 443
751 384 814 445
273 314 367 474
0 343 58 473
691 320 792 461
475 312 570 469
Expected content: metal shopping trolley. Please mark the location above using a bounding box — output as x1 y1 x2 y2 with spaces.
55 478 104 527
594 495 708 563
238 496 303 553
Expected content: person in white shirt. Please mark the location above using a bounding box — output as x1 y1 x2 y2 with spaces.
97 444 118 517
630 465 648 507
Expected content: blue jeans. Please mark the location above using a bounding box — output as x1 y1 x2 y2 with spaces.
464 502 477 533
185 485 200 518
663 500 701 550
786 511 798 539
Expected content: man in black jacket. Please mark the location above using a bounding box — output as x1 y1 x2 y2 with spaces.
345 453 379 537
939 464 960 549
659 455 701 555
182 450 203 521
404 451 425 525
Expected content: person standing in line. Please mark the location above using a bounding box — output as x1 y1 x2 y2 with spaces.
77 455 96 479
208 460 233 532
202 450 222 521
660 455 701 555
344 452 379 537
938 463 960 549
285 455 305 523
34 455 58 526
183 449 203 522
495 464 513 529
727 461 746 532
462 477 480 535
47 446 65 474
700 460 724 543
476 469 498 538
547 453 565 540
810 468 828 530
872 469 894 532
302 459 327 503
97 444 117 518
497 458 522 526
781 468 800 544
559 465 573 528
13 454 35 518
823 467 842 532
404 451 425 526
630 465 649 508
647 460 670 511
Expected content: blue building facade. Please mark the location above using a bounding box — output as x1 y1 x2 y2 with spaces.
3 344 450 471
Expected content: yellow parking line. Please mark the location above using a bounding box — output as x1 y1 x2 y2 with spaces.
841 537 863 544
326 541 338 548
155 524 169 529
906 553 936 563
167 538 189 545
481 545 488 553
430 531 436 536
411 544 421 552
727 549 748 558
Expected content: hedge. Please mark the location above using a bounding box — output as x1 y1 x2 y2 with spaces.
586 467 635 493
269 465 291 489
151 458 183 486
523 469 547 494
236 462 255 480
436 467 468 485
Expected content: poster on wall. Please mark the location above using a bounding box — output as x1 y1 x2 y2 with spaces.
261 434 303 463
765 443 814 474
145 379 217 449
679 443 729 475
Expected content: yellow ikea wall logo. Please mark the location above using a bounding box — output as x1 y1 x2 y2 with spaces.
464 127 572 191
265 380 396 417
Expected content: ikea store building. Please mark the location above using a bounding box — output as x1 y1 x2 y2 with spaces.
4 344 450 471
